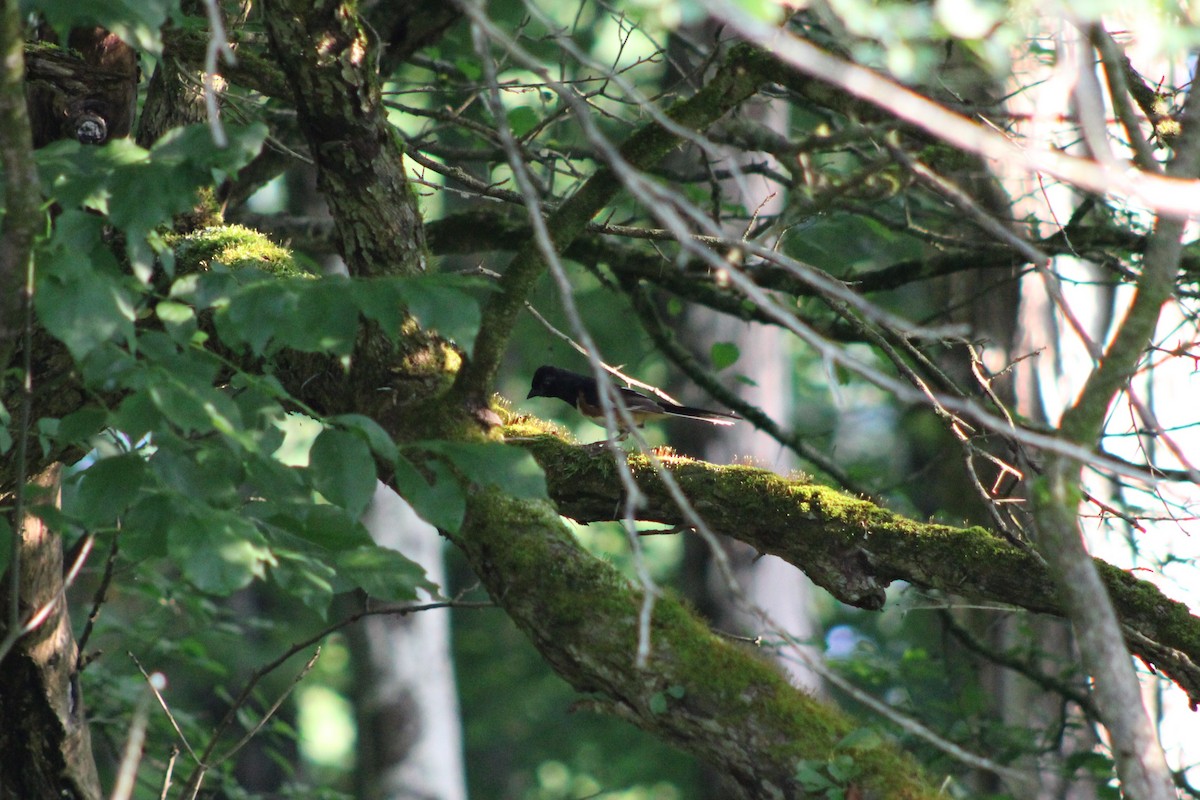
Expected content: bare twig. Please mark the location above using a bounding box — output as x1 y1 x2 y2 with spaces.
214 649 321 765
177 598 490 797
130 652 200 763
110 673 160 800
76 534 121 670
158 747 178 800
201 0 235 146
1089 25 1159 171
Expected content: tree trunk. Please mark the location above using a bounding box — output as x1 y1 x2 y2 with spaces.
0 465 102 800
350 484 467 800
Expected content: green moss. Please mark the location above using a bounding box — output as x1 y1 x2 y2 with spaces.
171 224 303 276
457 481 942 797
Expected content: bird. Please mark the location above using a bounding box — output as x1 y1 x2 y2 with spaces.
526 365 740 435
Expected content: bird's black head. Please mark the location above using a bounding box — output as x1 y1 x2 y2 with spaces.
527 365 568 400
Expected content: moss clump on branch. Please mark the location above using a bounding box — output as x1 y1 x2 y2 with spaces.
172 224 302 275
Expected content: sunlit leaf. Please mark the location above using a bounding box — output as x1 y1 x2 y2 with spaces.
167 510 274 595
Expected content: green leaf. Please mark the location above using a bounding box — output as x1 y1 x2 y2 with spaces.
121 493 174 558
710 341 740 371
455 58 482 81
648 692 668 715
167 510 274 595
150 122 267 175
149 439 243 508
332 414 399 464
217 277 360 357
826 754 860 783
156 300 197 341
78 343 138 392
666 684 686 699
506 106 541 138
31 0 177 53
0 402 10 454
333 545 434 601
289 279 359 354
793 761 832 791
112 390 165 442
271 551 337 616
36 251 135 360
216 278 299 355
307 429 378 517
146 375 242 437
286 505 376 552
66 453 149 528
419 441 547 500
837 727 883 752
355 275 485 354
240 454 307 503
37 126 265 246
56 406 108 445
391 456 466 532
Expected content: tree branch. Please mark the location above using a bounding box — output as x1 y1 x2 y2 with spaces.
0 466 102 800
262 0 427 278
449 487 942 800
506 430 1200 707
0 11 40 369
1024 42 1200 800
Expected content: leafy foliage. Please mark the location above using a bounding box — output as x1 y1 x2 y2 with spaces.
28 0 178 52
5 0 1200 796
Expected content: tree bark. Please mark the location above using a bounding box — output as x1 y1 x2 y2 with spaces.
0 465 102 800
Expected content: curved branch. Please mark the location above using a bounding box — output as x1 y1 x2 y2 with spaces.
450 487 943 800
508 431 1200 707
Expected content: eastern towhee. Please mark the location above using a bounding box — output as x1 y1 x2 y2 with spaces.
526 365 740 434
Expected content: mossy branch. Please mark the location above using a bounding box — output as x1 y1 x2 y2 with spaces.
506 429 1200 707
452 489 942 800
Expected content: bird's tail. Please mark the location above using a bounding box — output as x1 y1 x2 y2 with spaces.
663 404 740 425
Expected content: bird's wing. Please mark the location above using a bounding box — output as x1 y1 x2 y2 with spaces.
616 387 669 416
